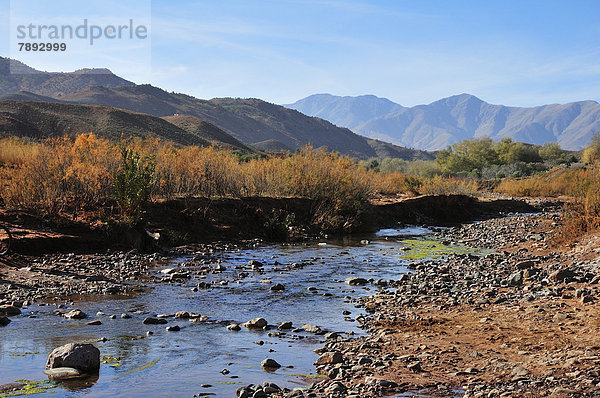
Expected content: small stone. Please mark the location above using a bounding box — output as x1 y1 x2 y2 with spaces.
0 383 25 394
0 305 21 316
511 366 530 377
553 313 568 322
64 309 87 320
552 387 576 395
0 317 10 326
364 377 397 388
345 277 368 286
227 324 241 331
316 351 343 365
86 320 102 326
143 317 167 325
270 283 285 291
260 358 281 369
549 269 576 283
407 361 422 372
166 325 180 331
301 324 323 334
278 321 293 330
244 317 267 329
507 271 523 286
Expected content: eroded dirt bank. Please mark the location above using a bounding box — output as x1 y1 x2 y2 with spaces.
311 209 600 397
1 195 544 255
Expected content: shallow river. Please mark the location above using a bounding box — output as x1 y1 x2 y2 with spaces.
0 226 438 397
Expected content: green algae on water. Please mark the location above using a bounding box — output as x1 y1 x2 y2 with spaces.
399 238 492 260
115 359 159 379
7 352 39 357
0 380 58 397
101 355 123 367
290 373 327 380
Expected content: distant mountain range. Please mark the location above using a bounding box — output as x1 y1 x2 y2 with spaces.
0 58 434 160
285 93 600 150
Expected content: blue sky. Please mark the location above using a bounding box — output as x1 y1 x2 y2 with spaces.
1 0 599 107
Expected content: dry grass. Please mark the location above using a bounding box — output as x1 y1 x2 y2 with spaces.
494 166 600 243
556 169 600 243
494 167 589 198
0 136 42 165
0 134 485 230
371 172 421 196
0 134 118 214
420 175 479 196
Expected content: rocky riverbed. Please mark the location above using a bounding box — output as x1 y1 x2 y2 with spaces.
3 200 600 397
0 242 250 304
307 209 600 397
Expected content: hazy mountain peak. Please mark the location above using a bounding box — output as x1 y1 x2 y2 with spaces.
287 92 600 151
286 93 405 130
429 93 484 106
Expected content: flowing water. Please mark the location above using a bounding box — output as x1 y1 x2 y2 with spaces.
0 226 440 397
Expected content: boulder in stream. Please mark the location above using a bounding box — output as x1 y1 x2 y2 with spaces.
46 343 100 373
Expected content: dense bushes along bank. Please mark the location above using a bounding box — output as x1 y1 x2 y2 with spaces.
0 134 476 232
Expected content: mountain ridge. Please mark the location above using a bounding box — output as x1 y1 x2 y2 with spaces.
0 57 134 98
57 84 431 159
0 99 255 152
286 93 600 150
0 58 433 160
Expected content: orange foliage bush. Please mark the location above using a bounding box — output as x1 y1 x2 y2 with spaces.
420 175 479 196
494 168 589 198
371 172 421 196
0 134 118 214
0 134 484 229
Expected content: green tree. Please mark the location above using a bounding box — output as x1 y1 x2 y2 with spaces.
538 142 564 162
436 137 498 174
364 158 380 171
113 147 155 223
495 138 541 164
